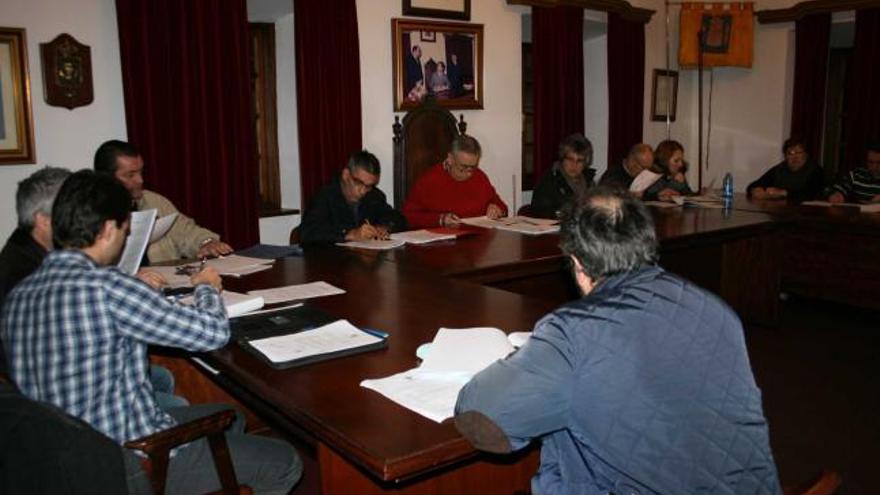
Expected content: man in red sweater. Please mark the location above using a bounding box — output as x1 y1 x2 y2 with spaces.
403 135 508 228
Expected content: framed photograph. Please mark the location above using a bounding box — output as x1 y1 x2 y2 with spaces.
402 0 471 21
0 27 35 164
651 69 678 122
392 18 483 111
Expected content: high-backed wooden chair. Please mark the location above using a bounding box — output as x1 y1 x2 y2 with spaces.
392 95 468 207
0 373 248 495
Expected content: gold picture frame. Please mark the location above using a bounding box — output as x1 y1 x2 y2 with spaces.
392 18 483 111
0 27 35 164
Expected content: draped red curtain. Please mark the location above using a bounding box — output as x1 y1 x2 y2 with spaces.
843 8 880 171
791 13 831 157
115 0 259 248
295 0 362 209
531 6 584 183
607 13 645 169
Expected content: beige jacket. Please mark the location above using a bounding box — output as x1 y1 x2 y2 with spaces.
137 189 219 263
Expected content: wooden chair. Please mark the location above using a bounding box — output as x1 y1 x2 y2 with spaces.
0 373 248 495
784 470 842 495
392 95 468 207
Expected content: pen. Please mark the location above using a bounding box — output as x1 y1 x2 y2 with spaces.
362 327 389 339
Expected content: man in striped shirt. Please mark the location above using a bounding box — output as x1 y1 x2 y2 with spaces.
828 144 880 203
2 170 301 494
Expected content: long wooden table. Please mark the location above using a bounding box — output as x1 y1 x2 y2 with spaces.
158 200 877 493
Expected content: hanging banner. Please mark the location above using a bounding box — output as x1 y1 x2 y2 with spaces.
679 2 754 68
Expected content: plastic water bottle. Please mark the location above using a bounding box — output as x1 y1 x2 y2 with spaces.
722 172 734 199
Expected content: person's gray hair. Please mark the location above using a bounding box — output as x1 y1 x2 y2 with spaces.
451 134 482 157
16 167 72 229
627 143 653 159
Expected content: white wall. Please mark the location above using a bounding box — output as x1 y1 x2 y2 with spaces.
0 0 127 238
357 0 526 210
584 30 608 179
642 0 800 191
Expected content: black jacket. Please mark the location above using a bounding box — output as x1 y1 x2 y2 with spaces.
0 228 46 306
300 174 407 243
530 166 596 219
747 161 825 201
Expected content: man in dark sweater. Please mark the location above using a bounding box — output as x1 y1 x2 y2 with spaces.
747 137 825 201
300 150 407 243
599 143 654 192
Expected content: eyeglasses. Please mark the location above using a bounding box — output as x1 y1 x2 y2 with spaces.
786 150 806 157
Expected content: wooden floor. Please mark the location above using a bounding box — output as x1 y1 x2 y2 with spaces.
260 295 878 495
746 296 879 495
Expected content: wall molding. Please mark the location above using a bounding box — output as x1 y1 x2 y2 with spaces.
757 0 880 24
507 0 655 23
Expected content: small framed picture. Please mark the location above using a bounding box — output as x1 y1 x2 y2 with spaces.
392 18 483 111
0 27 36 164
651 69 678 122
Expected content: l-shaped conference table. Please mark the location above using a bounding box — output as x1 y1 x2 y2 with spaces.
158 194 879 494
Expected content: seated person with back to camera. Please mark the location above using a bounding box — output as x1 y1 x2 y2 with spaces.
454 187 781 495
300 150 407 243
402 134 508 228
529 133 596 219
747 137 825 201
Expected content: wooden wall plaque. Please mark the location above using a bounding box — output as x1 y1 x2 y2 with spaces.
40 33 93 109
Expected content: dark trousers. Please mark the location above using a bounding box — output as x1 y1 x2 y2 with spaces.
124 403 302 495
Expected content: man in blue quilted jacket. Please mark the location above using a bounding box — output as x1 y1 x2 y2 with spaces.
455 187 781 495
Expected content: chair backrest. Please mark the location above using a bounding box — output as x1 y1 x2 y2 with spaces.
392 96 467 207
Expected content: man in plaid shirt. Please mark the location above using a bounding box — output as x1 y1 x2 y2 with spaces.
1 170 301 494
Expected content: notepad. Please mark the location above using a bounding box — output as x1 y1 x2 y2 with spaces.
247 281 345 305
245 319 386 368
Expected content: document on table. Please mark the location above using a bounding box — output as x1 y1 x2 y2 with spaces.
390 229 457 244
247 281 345 305
205 254 274 276
802 200 880 213
149 213 178 244
149 265 192 289
117 209 157 275
360 327 521 423
179 290 265 317
247 319 383 364
460 216 560 235
336 239 406 250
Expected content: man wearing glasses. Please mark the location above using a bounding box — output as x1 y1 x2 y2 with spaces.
746 137 825 201
403 134 508 228
300 150 406 243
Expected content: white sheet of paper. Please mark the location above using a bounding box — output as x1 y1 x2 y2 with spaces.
335 239 406 250
179 290 264 317
460 216 499 229
248 281 346 305
390 229 457 244
118 209 157 275
420 327 515 375
494 222 559 236
802 200 880 213
630 170 662 192
361 369 471 423
248 319 382 364
149 213 178 244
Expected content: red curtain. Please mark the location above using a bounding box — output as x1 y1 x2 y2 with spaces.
115 0 259 248
843 8 880 171
531 6 584 183
607 13 645 169
791 13 830 157
295 0 362 210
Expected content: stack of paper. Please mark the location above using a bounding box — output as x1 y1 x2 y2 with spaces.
390 229 457 244
361 327 529 423
205 255 275 277
460 216 560 235
336 239 406 250
246 319 384 366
